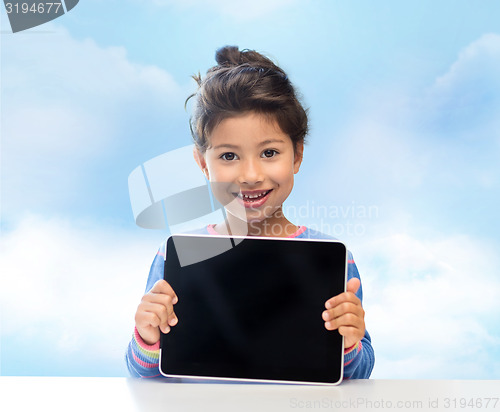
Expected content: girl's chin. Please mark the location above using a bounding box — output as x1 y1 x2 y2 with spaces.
228 214 265 225
226 210 276 225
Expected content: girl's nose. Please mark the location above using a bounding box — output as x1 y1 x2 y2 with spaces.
238 159 264 185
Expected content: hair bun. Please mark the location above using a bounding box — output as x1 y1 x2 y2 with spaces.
215 45 282 73
215 45 242 66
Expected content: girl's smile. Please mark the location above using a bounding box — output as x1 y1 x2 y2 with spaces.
194 111 303 236
235 189 272 208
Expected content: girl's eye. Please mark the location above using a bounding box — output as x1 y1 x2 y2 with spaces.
221 152 237 161
262 149 278 158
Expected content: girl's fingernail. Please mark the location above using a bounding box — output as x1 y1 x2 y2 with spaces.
170 317 178 326
173 296 178 304
164 326 170 333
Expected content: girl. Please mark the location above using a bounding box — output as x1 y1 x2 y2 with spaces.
126 46 374 380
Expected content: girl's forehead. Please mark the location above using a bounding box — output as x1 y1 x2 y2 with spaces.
208 112 291 147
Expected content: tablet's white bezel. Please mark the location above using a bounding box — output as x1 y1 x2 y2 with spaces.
159 233 347 386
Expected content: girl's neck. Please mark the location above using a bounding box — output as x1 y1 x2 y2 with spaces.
214 207 299 238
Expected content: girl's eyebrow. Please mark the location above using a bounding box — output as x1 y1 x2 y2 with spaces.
212 139 285 151
212 143 239 150
259 139 286 146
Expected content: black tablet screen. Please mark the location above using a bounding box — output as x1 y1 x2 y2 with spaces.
160 235 347 384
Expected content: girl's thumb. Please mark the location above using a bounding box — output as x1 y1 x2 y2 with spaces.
346 277 360 294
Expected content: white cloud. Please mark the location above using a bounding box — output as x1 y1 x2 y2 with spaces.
430 33 500 106
422 35 500 192
0 215 163 375
144 0 301 20
3 25 182 151
421 33 500 157
357 232 500 379
309 33 500 229
1 24 186 218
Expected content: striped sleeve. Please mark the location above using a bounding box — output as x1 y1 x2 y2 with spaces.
125 245 165 378
126 327 161 378
342 251 375 379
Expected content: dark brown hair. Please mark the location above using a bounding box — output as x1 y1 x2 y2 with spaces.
187 46 308 153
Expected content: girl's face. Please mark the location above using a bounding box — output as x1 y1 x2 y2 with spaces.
194 111 303 225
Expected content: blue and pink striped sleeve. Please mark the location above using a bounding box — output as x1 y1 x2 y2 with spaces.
125 245 165 378
342 251 375 379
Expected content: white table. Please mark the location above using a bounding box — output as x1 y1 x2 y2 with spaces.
0 377 498 412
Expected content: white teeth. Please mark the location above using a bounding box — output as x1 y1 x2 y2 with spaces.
241 191 269 199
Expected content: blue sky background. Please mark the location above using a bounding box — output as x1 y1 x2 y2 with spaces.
1 0 499 378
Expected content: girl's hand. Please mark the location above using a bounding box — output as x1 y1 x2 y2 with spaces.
135 279 179 345
322 278 365 349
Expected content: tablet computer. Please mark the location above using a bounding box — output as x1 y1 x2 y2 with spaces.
159 234 347 385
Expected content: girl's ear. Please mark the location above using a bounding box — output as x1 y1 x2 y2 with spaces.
293 142 304 174
193 147 210 179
